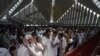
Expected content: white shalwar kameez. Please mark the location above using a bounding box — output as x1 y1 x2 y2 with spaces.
28 43 44 56
62 37 67 52
0 48 11 56
77 33 82 45
52 36 60 56
17 44 29 56
41 36 53 56
80 32 85 42
59 37 67 56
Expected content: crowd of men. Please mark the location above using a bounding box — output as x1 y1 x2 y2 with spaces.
0 27 98 56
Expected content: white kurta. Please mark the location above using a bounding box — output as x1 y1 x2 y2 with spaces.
0 48 11 56
80 32 85 42
77 33 82 45
59 37 67 56
41 36 53 56
62 37 67 52
52 36 60 56
17 44 29 56
28 43 44 56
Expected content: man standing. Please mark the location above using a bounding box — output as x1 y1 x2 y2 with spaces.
52 31 59 56
41 29 53 56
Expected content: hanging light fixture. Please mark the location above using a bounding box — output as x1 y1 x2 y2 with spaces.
90 10 93 13
72 4 75 7
81 4 83 7
84 6 86 9
78 2 80 6
97 14 100 18
93 12 96 15
87 8 89 11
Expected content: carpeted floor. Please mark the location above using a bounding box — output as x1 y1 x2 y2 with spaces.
66 32 100 56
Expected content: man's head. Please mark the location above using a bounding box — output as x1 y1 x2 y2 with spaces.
58 33 64 39
44 29 51 38
31 32 37 43
25 35 34 44
53 30 58 37
9 46 17 56
25 35 36 44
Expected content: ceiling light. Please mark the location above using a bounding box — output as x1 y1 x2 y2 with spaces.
26 24 29 27
62 14 64 17
61 17 62 19
14 4 18 8
84 6 86 9
72 4 75 7
35 24 38 26
10 9 13 12
17 2 20 5
52 0 55 6
90 10 93 13
97 14 100 17
81 4 83 7
9 11 12 15
67 10 69 12
12 6 16 10
2 15 7 20
93 12 96 15
87 8 89 11
78 2 80 5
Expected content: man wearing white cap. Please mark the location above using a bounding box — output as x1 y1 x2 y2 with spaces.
22 33 44 56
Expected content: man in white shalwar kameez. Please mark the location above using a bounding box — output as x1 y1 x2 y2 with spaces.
42 36 53 56
41 29 53 56
52 36 60 56
17 44 29 56
17 35 30 56
80 31 85 42
52 31 60 56
22 34 44 56
77 32 82 45
58 33 67 56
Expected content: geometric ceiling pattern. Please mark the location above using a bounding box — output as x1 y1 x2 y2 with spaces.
12 2 48 25
57 2 100 26
34 0 74 21
0 0 14 17
0 0 100 26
